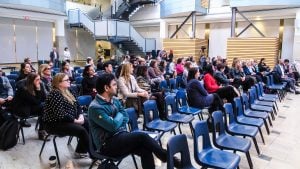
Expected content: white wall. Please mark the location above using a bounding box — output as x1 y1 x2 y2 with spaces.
236 20 280 38
168 23 206 38
135 26 161 49
282 19 295 60
209 22 231 58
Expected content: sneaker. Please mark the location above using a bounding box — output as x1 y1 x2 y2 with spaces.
20 120 31 128
74 152 88 159
38 130 50 141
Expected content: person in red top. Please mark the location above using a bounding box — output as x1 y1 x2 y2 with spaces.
175 58 184 76
203 64 239 103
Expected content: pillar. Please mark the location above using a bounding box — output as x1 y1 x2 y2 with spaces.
159 19 168 49
55 18 65 58
293 11 300 62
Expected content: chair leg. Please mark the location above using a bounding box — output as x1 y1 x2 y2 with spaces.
53 136 61 168
252 137 261 155
274 101 279 111
131 154 138 169
189 122 194 137
178 124 182 134
39 134 51 156
270 111 275 120
258 128 265 144
267 115 273 127
263 119 270 134
245 151 253 169
89 160 97 169
35 118 40 130
18 126 25 145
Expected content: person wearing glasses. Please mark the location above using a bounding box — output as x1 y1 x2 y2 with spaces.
43 73 89 158
38 64 52 94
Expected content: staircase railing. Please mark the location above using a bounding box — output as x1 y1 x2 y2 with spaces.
68 8 155 52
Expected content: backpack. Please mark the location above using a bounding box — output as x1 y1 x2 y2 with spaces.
0 119 19 150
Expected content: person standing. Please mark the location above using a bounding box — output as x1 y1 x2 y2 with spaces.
50 47 60 68
63 47 71 62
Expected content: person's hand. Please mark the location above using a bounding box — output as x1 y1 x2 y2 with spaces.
229 79 234 82
74 115 84 125
241 77 246 81
0 98 5 104
7 96 13 101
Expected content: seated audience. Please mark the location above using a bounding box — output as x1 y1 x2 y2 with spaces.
61 61 73 82
203 64 239 103
13 73 47 139
0 68 14 110
24 57 36 73
231 59 255 91
81 65 98 98
214 63 234 86
38 64 52 94
88 73 181 169
258 58 270 73
16 62 31 82
43 73 89 157
118 63 149 115
186 67 224 114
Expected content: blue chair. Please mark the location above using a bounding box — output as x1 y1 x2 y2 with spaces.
9 79 16 92
241 93 272 130
193 120 240 169
169 78 178 93
176 89 203 120
126 108 160 141
224 103 261 155
211 111 253 169
6 74 18 80
234 97 267 141
254 83 279 110
176 76 185 88
266 75 285 100
167 135 196 169
10 71 20 75
165 95 194 135
53 68 60 72
250 87 277 114
143 100 177 144
73 66 81 72
75 76 84 85
248 88 276 120
159 80 172 96
77 68 84 74
257 82 279 101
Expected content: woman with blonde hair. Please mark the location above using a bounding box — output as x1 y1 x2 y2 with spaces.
43 73 89 158
118 63 148 115
38 64 52 94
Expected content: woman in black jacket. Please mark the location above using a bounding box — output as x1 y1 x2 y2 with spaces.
13 73 47 140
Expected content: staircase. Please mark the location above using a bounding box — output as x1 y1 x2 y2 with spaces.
113 0 156 20
68 9 156 56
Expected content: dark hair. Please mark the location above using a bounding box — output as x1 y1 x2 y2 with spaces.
187 67 199 82
205 64 214 75
260 58 265 63
284 59 289 63
96 73 116 94
61 61 68 71
25 73 39 96
136 65 148 77
83 65 92 77
103 61 112 69
177 58 183 64
64 47 68 51
86 57 92 63
149 60 157 68
19 62 30 74
216 63 225 71
24 57 30 63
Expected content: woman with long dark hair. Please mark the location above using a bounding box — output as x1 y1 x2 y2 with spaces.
16 62 31 82
186 67 224 114
82 65 98 98
203 64 239 103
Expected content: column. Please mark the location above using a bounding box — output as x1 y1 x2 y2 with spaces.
159 19 168 49
293 11 300 62
54 18 65 59
191 12 196 38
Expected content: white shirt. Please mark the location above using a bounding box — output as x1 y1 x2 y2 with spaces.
64 50 71 60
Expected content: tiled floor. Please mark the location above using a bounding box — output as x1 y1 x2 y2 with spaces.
1 93 300 169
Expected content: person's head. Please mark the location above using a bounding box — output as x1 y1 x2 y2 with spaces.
83 65 95 77
86 57 93 65
38 64 51 77
278 59 284 65
149 60 157 68
232 58 240 68
61 61 70 71
159 60 167 68
25 73 40 95
103 62 113 73
0 68 3 76
260 58 265 63
20 62 31 75
52 73 71 90
96 73 117 97
138 57 146 65
24 57 31 64
177 58 183 65
48 61 54 68
187 67 200 82
184 61 192 70
120 63 133 82
64 47 68 51
206 64 214 75
136 65 148 78
284 59 290 65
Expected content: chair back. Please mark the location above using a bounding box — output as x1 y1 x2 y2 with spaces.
193 121 212 150
77 95 92 106
248 88 256 104
167 134 194 169
75 76 83 85
10 71 19 75
211 111 226 137
223 103 235 124
241 93 250 110
9 79 16 92
270 75 275 85
233 96 245 116
143 100 160 124
169 78 177 91
6 74 18 80
176 76 184 88
266 76 271 86
165 95 178 115
176 89 188 107
53 68 60 72
126 108 139 131
258 82 265 95
159 80 169 92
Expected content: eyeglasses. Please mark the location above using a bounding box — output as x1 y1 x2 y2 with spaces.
62 79 70 82
44 68 51 71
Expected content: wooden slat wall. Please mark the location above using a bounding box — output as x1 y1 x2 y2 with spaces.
227 38 279 68
163 39 208 62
